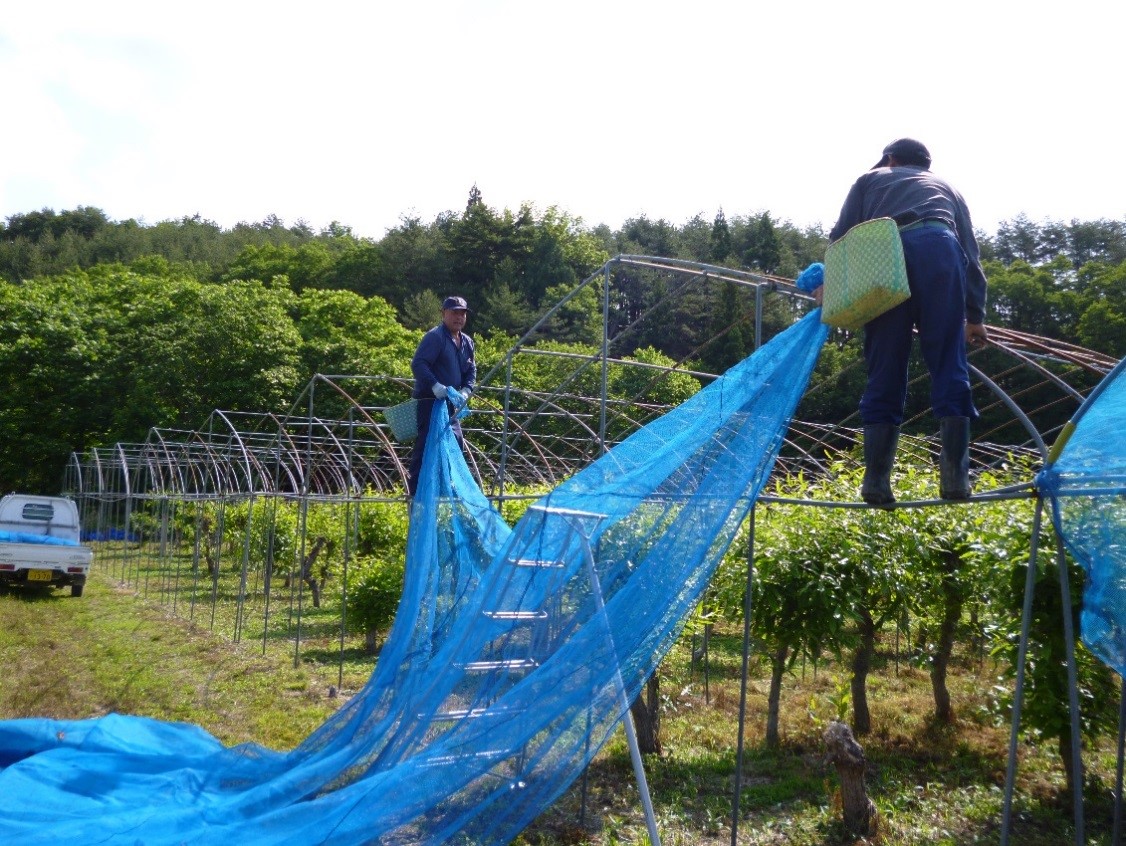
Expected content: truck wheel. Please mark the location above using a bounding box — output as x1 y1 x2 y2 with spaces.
71 584 84 598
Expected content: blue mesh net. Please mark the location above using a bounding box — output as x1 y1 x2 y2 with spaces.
1037 358 1126 676
0 312 829 844
0 530 80 545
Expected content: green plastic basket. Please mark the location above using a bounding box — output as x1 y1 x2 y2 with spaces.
383 398 418 442
821 217 910 331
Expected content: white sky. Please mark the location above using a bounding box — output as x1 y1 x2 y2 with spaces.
1 1 1121 241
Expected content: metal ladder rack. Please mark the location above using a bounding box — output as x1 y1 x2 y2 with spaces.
423 503 662 845
521 504 663 846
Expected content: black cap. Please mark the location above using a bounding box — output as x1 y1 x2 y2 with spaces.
441 295 470 311
873 138 931 169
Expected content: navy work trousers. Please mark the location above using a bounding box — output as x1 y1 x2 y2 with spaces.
859 226 978 426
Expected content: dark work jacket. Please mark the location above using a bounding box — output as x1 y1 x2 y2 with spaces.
829 165 988 324
410 324 476 399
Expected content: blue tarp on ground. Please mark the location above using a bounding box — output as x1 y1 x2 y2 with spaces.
0 313 832 844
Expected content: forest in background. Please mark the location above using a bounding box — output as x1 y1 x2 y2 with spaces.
1 189 1124 492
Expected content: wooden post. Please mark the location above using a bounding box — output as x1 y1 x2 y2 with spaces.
824 720 877 836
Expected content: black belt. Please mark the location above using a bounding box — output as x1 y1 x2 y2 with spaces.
899 219 951 233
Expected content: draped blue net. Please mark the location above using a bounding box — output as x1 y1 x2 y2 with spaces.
0 312 829 845
1038 358 1126 677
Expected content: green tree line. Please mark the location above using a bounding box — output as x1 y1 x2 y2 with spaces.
2 192 1124 491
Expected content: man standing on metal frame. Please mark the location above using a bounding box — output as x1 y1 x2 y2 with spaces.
828 138 989 505
408 295 476 497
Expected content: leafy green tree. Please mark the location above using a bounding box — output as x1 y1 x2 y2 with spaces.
540 282 602 346
320 221 352 238
731 496 849 747
738 212 782 273
366 215 455 308
347 556 407 652
0 206 109 242
603 265 656 354
1077 300 1126 358
292 289 417 386
676 213 712 262
890 461 1039 724
0 266 309 490
125 215 230 273
479 279 536 336
794 334 866 426
993 214 1126 269
710 208 732 262
400 290 444 331
239 497 299 591
516 208 588 308
985 260 1068 336
608 346 700 407
286 242 337 290
832 501 915 735
1066 218 1126 267
773 222 830 279
221 242 336 290
995 214 1050 265
348 498 411 649
701 282 748 373
713 464 919 738
617 216 678 258
449 190 513 300
990 553 1119 797
1074 261 1126 356
103 273 304 431
0 275 109 490
0 236 45 282
326 240 385 297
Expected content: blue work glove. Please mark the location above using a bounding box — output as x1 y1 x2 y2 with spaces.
446 385 471 420
431 382 447 399
795 262 824 293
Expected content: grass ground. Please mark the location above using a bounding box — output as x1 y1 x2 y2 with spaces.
1 569 1119 845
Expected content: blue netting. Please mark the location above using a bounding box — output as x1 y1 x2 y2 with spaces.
0 312 829 845
1037 357 1126 676
0 530 80 546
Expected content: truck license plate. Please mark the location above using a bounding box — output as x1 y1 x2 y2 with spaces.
27 569 54 582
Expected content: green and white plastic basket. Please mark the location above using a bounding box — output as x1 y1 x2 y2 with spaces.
821 217 910 331
383 398 418 442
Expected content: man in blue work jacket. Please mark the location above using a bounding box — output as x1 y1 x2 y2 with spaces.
408 295 476 496
829 138 989 505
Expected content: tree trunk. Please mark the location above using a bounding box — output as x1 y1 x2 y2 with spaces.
291 536 327 608
629 673 662 755
824 720 877 836
765 643 789 749
851 608 875 735
204 541 219 580
263 549 274 595
1058 731 1080 800
931 549 962 724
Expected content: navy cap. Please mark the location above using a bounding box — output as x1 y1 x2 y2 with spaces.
873 138 931 169
441 296 470 311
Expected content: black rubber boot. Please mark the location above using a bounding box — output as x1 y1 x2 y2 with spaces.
939 416 972 500
861 424 899 506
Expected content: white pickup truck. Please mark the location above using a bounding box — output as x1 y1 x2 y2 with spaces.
0 494 93 597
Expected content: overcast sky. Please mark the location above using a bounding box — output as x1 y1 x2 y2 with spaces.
2 1 1121 241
